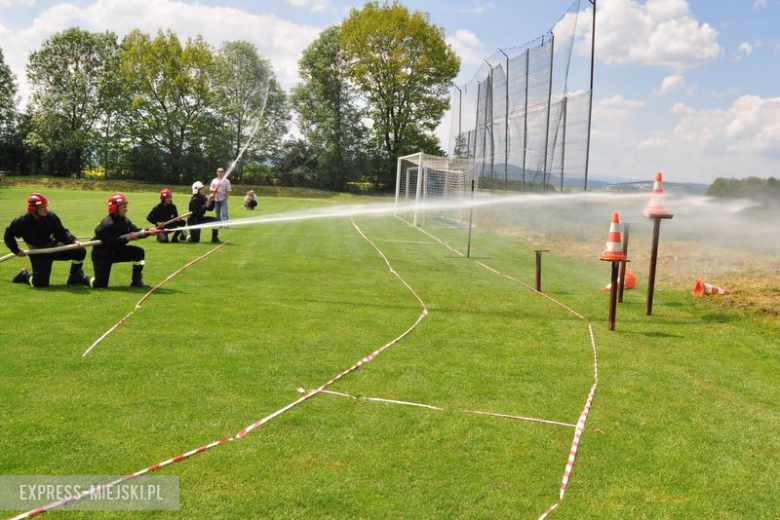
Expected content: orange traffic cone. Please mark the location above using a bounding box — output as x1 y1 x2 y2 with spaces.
643 172 672 217
602 268 636 291
599 213 627 262
692 279 726 296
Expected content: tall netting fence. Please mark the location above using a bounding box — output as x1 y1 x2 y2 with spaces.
449 0 589 193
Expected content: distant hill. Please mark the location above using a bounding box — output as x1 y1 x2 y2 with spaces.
599 180 709 195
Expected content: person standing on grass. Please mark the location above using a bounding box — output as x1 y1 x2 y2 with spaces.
90 193 159 288
188 181 220 243
146 188 187 243
209 167 231 226
4 192 91 287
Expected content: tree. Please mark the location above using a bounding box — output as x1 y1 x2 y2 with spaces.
272 138 318 187
340 1 459 188
292 26 372 191
26 28 121 176
0 45 19 171
211 41 289 183
0 46 15 136
119 29 215 183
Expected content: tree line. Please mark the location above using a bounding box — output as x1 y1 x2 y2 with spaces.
707 176 780 205
0 1 460 192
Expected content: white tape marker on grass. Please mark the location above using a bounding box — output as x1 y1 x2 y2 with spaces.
82 241 229 357
399 218 600 519
16 219 427 519
300 388 576 428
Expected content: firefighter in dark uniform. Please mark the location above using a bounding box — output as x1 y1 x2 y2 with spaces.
91 192 159 288
4 193 90 287
188 181 220 243
146 188 187 243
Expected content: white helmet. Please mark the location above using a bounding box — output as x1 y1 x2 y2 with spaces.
191 181 204 194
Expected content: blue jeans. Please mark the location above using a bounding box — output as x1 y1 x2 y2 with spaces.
214 199 229 225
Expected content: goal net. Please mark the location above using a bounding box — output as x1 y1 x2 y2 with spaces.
395 152 477 227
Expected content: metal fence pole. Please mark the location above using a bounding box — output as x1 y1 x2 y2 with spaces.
584 0 597 192
522 48 529 191
499 49 510 193
560 95 567 191
542 33 555 192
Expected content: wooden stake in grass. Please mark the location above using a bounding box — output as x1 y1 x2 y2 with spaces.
643 173 674 316
534 249 550 292
599 213 629 331
618 222 631 303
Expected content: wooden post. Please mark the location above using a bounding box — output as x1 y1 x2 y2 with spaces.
608 261 620 331
646 215 672 315
618 222 631 303
534 249 550 292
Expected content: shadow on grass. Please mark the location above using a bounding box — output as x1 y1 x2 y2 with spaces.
633 331 685 339
35 285 184 296
701 312 739 324
275 295 422 313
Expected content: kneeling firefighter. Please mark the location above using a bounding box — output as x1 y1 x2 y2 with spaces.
90 193 160 288
4 192 91 287
146 188 187 243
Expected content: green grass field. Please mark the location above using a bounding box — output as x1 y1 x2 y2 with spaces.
1 179 778 518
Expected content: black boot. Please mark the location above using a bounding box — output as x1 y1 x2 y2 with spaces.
12 268 30 284
130 265 149 288
172 230 185 243
67 268 88 285
211 229 220 243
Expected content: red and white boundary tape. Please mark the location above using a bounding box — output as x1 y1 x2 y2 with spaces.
236 219 429 439
82 241 229 357
398 216 599 519
9 438 233 520
13 219 427 519
538 324 598 519
301 388 577 428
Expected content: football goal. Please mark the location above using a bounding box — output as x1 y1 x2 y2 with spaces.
395 152 477 227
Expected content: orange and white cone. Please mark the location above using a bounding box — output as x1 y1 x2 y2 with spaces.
693 279 726 296
599 213 627 262
602 268 636 291
643 172 670 217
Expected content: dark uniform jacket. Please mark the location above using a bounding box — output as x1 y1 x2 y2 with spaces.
92 214 143 256
146 202 179 227
188 194 213 224
4 212 76 255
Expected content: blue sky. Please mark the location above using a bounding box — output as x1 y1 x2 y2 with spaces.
1 0 778 184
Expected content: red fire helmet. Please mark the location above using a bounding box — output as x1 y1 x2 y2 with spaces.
27 193 48 214
108 192 129 214
160 188 172 201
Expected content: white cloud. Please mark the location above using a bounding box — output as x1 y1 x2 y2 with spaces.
1 0 36 6
590 95 780 183
446 29 485 66
572 0 721 70
732 39 761 61
599 94 646 108
287 0 329 13
753 0 768 10
710 87 740 99
0 0 324 106
672 96 780 158
638 135 669 149
652 74 685 96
